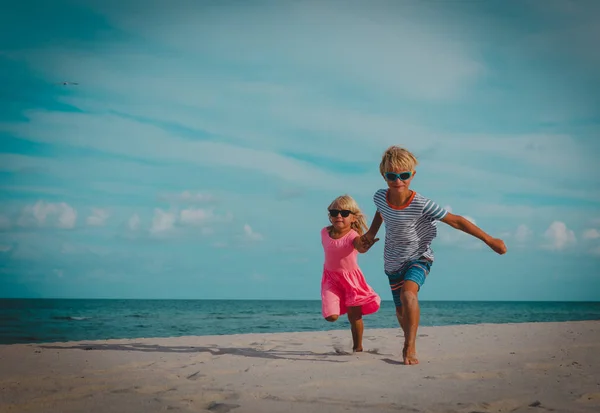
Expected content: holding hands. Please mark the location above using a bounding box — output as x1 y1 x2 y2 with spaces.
360 233 379 251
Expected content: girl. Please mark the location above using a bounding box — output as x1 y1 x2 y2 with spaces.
321 194 381 352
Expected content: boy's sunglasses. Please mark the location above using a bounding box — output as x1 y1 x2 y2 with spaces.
385 171 413 181
329 209 353 218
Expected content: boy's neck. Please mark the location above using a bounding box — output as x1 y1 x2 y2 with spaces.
387 188 414 207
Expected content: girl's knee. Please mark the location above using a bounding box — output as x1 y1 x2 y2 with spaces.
325 315 339 322
347 313 362 322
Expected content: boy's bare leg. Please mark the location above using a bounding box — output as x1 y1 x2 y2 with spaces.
400 281 420 365
347 306 363 352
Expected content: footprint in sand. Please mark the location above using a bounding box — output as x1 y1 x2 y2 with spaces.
186 371 205 380
333 344 351 355
207 401 241 413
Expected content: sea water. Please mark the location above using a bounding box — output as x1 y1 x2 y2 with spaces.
1 299 599 345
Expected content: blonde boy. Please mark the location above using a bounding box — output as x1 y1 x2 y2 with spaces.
361 146 507 365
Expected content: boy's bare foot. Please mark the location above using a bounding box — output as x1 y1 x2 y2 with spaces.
353 346 363 352
403 344 419 365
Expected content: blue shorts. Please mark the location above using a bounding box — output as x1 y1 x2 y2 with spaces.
385 258 432 307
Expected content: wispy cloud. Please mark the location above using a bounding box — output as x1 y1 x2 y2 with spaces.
86 208 109 226
159 191 217 205
1 0 599 301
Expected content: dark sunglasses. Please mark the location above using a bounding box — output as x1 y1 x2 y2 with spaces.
385 171 413 181
329 209 353 218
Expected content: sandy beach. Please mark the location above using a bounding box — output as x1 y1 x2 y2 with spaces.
1 320 598 413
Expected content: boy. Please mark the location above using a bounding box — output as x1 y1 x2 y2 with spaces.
361 146 507 365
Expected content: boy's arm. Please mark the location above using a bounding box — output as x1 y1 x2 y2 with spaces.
359 211 382 250
440 212 507 254
353 235 378 253
366 211 382 238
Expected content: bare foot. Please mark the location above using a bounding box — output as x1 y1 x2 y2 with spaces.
403 344 419 365
353 346 363 352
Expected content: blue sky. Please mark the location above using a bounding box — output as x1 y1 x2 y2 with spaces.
1 0 599 300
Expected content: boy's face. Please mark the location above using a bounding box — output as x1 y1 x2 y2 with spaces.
383 168 415 192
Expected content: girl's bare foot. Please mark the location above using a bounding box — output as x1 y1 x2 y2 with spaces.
403 344 419 365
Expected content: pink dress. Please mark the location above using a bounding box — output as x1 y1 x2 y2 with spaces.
321 226 381 318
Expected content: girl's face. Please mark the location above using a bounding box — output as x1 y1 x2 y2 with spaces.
328 203 355 232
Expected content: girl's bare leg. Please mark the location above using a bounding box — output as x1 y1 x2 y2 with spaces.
347 306 363 352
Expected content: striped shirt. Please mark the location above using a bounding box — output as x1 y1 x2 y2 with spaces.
373 189 448 274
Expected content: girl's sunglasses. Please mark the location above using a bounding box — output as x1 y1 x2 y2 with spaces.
385 171 413 181
329 209 353 218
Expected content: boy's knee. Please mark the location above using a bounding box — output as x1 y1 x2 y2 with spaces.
325 315 339 322
400 289 418 304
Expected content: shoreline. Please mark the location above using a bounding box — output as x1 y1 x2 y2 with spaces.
2 318 600 347
2 320 599 412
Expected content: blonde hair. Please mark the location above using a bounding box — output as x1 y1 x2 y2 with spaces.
327 194 368 235
379 145 418 176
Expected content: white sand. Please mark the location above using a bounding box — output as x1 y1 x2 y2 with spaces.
1 321 599 413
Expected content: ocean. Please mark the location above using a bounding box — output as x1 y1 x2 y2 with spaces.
1 299 599 345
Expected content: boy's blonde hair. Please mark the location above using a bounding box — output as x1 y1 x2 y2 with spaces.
379 145 418 176
327 194 368 235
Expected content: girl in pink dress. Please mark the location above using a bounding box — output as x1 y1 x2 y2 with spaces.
321 194 381 352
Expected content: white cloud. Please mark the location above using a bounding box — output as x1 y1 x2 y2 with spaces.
17 201 77 229
128 213 141 231
179 208 214 226
242 224 263 242
150 208 176 234
515 224 533 243
543 221 576 250
582 228 600 240
86 208 110 226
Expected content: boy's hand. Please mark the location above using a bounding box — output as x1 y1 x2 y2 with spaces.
360 233 379 250
487 238 507 255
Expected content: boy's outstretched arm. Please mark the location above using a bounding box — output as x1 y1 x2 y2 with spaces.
441 213 507 254
360 211 382 250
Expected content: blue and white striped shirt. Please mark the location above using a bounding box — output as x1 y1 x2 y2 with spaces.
373 189 448 274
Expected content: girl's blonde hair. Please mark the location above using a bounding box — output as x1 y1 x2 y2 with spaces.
327 194 368 235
